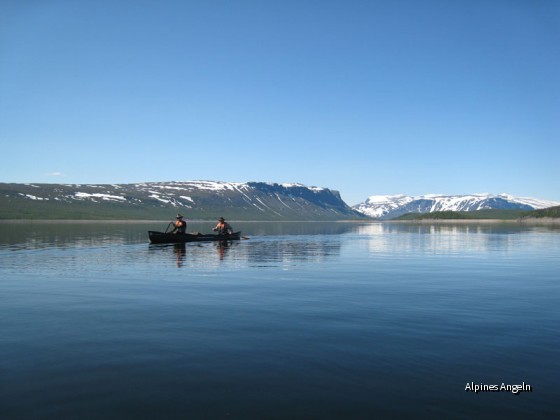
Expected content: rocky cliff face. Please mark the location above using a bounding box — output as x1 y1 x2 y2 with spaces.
0 181 366 220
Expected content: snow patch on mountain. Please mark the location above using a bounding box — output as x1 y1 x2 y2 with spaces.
75 192 126 201
496 193 559 209
353 195 414 218
353 193 560 219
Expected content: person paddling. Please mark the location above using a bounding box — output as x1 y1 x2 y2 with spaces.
169 214 187 234
213 217 233 235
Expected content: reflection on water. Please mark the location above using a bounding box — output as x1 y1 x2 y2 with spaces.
240 221 368 236
173 243 186 267
147 236 342 269
155 241 237 268
1 221 559 272
356 222 557 256
0 221 149 251
0 221 365 251
244 238 341 266
0 221 365 273
359 222 559 235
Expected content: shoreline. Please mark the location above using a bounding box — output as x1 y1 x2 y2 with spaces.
1 218 559 225
388 218 560 225
0 219 374 224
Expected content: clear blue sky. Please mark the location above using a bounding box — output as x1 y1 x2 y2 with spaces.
1 0 558 205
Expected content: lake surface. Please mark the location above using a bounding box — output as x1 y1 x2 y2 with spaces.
1 221 559 418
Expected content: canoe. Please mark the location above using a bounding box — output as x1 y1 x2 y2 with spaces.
148 231 242 244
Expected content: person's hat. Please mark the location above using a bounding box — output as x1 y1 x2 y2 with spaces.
176 214 183 219
218 217 225 221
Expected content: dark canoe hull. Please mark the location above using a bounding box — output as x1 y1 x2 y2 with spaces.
148 231 242 244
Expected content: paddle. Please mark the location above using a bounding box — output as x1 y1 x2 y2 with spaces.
164 222 173 233
242 236 250 240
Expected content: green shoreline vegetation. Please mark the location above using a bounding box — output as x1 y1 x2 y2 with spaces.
391 206 560 221
522 206 560 219
1 201 559 222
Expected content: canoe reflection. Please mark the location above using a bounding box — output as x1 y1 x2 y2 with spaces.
176 241 232 266
148 237 342 268
173 243 186 268
215 240 231 261
150 240 238 268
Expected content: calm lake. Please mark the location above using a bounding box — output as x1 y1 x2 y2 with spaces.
1 221 559 418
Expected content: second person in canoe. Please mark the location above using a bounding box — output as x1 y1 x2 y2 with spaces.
213 217 233 235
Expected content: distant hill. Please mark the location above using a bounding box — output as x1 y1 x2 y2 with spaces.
392 209 528 221
0 181 367 221
354 193 560 219
521 206 560 219
392 206 560 221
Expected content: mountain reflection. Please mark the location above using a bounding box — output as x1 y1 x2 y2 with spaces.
0 222 148 251
358 222 542 255
244 238 341 265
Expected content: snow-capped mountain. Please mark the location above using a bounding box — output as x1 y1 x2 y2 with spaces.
353 193 560 219
0 181 366 220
